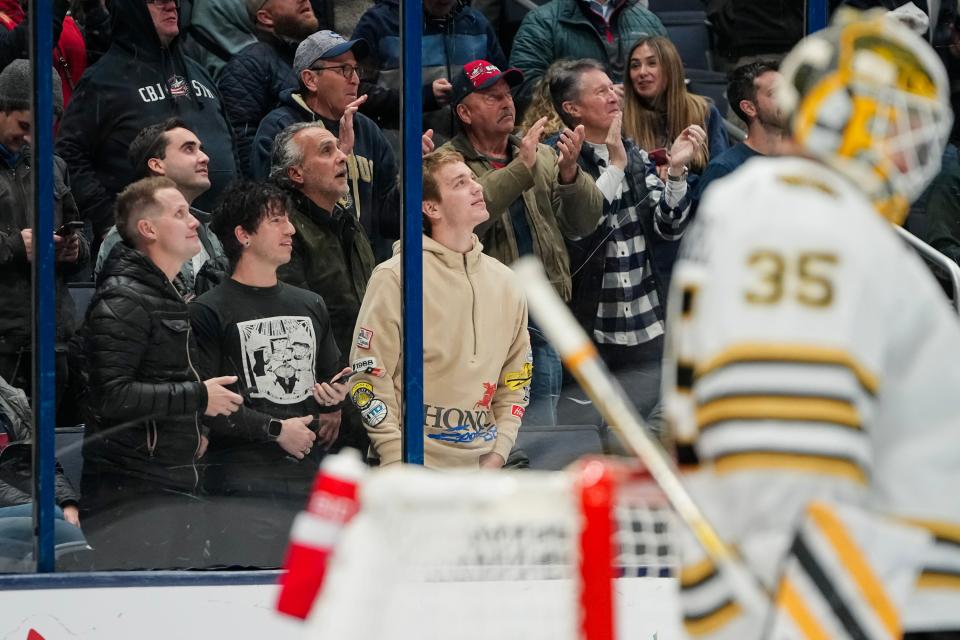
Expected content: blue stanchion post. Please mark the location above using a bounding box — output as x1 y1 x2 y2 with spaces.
30 0 57 571
806 0 829 33
400 0 424 465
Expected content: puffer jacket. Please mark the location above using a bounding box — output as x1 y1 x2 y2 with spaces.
352 0 506 147
444 133 602 301
0 150 88 354
277 190 375 357
0 374 79 509
94 207 228 298
509 0 665 108
79 242 208 496
218 32 299 176
55 0 238 238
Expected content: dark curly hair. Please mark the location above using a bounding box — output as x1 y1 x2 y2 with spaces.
210 180 292 267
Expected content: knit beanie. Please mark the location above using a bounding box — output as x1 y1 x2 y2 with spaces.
0 60 64 118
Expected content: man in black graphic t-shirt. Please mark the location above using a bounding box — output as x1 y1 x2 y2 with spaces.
190 181 352 567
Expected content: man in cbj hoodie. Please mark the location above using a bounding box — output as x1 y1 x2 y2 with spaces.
348 148 530 469
56 0 238 245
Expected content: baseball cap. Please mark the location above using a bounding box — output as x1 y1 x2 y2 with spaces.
451 59 523 106
294 30 370 74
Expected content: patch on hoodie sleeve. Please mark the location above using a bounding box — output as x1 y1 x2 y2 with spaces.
352 356 385 377
356 327 374 350
361 399 388 427
503 362 533 390
351 381 375 410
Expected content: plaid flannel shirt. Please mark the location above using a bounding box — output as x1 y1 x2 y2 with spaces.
583 141 692 346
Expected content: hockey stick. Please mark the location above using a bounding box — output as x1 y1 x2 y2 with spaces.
513 256 769 616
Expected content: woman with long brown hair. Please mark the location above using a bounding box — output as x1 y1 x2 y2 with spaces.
622 36 728 173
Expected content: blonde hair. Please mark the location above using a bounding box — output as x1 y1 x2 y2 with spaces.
622 36 711 171
520 61 568 137
422 148 466 236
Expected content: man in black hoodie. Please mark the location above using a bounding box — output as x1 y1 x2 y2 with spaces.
56 0 238 244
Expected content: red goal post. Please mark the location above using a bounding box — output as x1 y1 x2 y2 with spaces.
302 457 678 640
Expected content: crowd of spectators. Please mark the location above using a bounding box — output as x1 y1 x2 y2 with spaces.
1 0 959 571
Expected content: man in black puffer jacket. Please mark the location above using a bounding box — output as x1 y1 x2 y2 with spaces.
78 177 242 570
219 0 319 175
56 0 238 243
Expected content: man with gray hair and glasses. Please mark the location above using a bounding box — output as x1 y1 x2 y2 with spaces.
253 29 401 260
269 121 376 454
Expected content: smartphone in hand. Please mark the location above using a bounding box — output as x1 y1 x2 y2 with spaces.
55 221 85 236
648 147 669 166
329 369 357 385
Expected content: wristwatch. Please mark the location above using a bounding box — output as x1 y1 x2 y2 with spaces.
667 166 688 182
267 419 283 439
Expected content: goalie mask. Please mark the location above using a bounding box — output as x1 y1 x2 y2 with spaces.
776 8 953 224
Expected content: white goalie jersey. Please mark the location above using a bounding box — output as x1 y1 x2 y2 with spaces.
663 156 960 638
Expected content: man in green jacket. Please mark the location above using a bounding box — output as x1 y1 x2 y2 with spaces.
509 0 666 109
439 59 603 432
270 121 375 454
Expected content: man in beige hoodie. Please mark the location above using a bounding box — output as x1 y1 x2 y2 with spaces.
348 148 531 469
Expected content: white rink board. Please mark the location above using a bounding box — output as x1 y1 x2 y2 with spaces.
0 578 680 639
0 583 302 640
310 576 681 639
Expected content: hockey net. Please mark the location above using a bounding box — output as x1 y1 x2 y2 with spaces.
305 458 679 639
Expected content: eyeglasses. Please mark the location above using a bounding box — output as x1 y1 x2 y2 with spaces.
309 63 360 79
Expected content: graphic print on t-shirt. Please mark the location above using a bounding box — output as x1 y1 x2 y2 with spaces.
237 316 317 404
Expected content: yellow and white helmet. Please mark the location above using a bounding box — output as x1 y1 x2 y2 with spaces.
777 8 953 224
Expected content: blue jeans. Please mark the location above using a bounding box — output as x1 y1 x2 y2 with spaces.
0 503 64 519
524 325 562 427
0 504 74 566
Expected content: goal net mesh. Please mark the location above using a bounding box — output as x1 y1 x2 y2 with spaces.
306 460 677 639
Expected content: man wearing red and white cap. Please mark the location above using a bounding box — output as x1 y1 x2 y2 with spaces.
440 59 603 440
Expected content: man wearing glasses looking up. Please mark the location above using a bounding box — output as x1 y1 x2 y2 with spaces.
253 30 401 261
56 0 238 254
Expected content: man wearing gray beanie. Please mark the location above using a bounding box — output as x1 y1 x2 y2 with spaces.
0 59 64 122
0 59 88 402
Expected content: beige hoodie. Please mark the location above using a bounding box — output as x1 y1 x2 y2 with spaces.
348 234 531 468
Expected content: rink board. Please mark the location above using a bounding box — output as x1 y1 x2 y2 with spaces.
0 573 680 639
